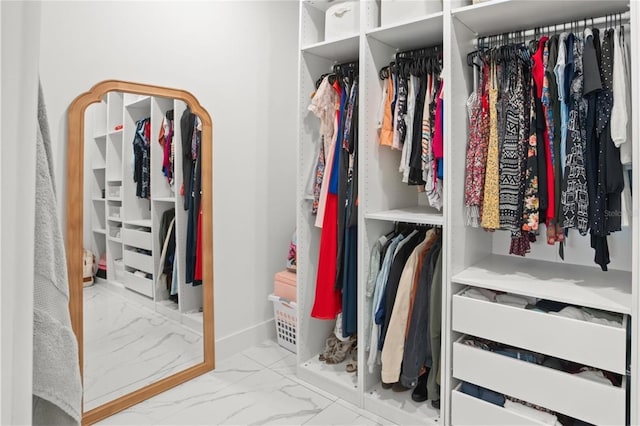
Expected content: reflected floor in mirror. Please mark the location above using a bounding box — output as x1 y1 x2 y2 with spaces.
96 340 394 426
83 283 203 411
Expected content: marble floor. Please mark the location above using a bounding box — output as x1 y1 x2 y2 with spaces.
98 340 396 426
84 284 203 411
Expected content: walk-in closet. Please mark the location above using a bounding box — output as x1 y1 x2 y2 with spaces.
296 0 639 425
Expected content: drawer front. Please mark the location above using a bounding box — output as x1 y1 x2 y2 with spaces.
452 389 546 425
123 250 153 274
453 342 625 426
452 293 626 374
124 271 153 298
122 228 152 251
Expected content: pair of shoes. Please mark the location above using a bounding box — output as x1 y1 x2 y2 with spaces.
346 343 357 373
326 335 357 364
392 382 411 392
318 333 338 362
411 372 428 402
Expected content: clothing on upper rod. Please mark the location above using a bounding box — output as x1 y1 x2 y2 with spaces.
463 17 632 271
308 64 359 339
377 46 444 210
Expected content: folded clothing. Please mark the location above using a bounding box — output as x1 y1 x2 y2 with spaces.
550 306 623 328
495 293 538 308
463 287 499 302
461 382 505 406
504 400 561 425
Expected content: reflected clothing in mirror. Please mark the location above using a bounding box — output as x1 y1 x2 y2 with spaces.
133 118 151 198
159 208 178 301
182 107 203 286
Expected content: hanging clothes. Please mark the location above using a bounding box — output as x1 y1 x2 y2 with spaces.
185 114 202 285
158 110 175 186
463 23 630 269
132 117 151 199
309 62 359 326
377 46 444 210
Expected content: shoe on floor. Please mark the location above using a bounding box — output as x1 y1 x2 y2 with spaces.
411 372 428 402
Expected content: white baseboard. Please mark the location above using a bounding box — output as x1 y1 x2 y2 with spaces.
215 318 276 362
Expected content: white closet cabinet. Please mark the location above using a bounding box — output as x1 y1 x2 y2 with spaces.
445 1 637 425
85 93 203 332
296 0 638 425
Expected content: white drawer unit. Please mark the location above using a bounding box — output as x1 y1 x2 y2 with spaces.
452 342 626 426
451 388 547 426
123 271 153 298
452 291 627 374
123 249 153 274
122 228 152 251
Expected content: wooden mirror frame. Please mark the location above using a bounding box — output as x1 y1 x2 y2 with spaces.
66 80 215 425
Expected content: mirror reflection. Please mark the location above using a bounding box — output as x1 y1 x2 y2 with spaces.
82 92 204 411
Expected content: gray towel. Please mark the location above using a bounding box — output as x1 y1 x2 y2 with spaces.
32 83 82 425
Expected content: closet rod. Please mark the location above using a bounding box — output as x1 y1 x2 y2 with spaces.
475 11 630 46
394 44 443 60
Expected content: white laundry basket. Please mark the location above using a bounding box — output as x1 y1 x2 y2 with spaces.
268 295 297 353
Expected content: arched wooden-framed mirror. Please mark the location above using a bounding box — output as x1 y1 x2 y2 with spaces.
66 80 214 425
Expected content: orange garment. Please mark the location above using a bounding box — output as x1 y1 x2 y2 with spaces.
379 76 394 147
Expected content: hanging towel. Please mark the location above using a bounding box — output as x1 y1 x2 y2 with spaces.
32 83 82 425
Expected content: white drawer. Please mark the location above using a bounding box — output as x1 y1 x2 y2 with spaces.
122 228 152 251
124 271 153 298
452 342 625 426
123 250 153 274
452 292 626 374
452 388 546 425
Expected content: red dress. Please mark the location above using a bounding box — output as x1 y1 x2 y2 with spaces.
311 82 343 320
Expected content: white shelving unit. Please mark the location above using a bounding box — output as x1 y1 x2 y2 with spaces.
444 1 636 426
84 91 204 334
296 0 639 425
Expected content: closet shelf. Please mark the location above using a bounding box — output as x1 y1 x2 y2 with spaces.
365 207 444 226
108 236 122 244
107 216 122 223
93 228 106 235
125 96 151 109
94 132 107 140
92 164 106 171
298 356 358 405
301 34 359 63
107 197 122 202
92 197 105 202
364 384 440 426
152 196 175 203
451 254 632 314
108 128 123 136
451 0 629 36
302 0 335 12
124 219 152 228
366 12 444 50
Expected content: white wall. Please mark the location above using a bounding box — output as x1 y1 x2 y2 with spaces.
1 2 41 423
39 1 298 350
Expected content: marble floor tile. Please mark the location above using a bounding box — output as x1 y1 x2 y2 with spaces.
156 369 333 425
96 354 264 424
96 340 400 426
83 284 203 411
241 339 292 367
268 352 297 379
